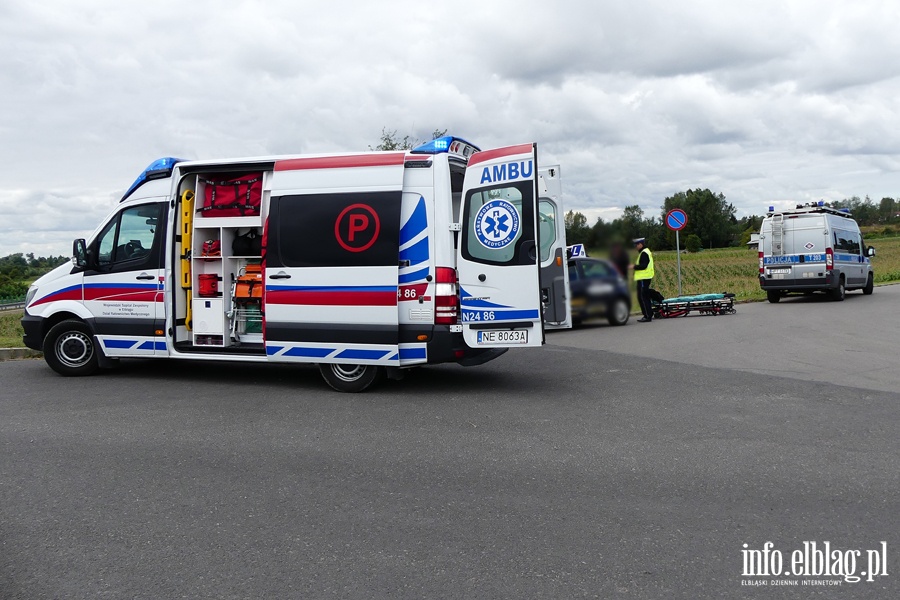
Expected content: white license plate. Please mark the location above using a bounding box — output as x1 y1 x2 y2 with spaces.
476 330 528 345
768 268 790 274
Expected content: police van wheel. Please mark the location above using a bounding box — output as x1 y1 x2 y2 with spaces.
318 363 384 393
863 274 874 295
43 319 100 377
830 278 846 302
766 291 781 304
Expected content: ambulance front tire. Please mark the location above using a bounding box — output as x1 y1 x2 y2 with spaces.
42 319 100 377
318 363 384 393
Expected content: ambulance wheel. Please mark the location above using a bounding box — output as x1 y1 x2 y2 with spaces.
766 291 781 303
43 319 100 377
608 298 630 326
318 363 384 393
830 277 845 301
863 273 874 295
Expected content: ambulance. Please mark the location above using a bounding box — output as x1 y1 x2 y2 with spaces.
22 137 570 391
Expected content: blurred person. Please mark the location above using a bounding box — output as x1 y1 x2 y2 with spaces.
609 242 630 278
632 237 654 322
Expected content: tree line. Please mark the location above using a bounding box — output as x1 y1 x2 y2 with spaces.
565 191 900 252
0 253 70 300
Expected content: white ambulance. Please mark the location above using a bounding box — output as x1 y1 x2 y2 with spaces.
22 137 570 391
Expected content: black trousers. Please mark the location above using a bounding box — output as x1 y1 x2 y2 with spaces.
636 278 653 320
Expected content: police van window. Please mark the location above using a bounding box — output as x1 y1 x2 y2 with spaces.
464 184 527 264
538 199 557 263
834 229 859 254
95 204 161 267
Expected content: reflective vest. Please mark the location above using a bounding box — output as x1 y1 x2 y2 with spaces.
634 248 654 280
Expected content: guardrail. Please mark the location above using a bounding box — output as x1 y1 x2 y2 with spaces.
0 302 26 311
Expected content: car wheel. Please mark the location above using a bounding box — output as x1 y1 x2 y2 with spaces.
318 363 384 393
830 277 845 301
42 319 100 377
863 273 874 295
607 298 630 326
766 291 781 304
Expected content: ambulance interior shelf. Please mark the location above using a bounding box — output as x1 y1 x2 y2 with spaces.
179 171 268 349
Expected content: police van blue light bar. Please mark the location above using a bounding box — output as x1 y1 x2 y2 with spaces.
122 156 184 202
411 136 480 158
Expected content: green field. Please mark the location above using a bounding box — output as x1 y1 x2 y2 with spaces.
620 235 900 302
2 237 899 348
0 310 25 349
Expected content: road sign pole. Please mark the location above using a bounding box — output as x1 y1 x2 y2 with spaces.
675 230 682 296
665 208 688 298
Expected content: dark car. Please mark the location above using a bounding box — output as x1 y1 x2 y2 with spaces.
567 257 631 326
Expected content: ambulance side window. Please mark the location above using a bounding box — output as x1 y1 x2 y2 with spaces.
93 203 165 270
538 199 557 263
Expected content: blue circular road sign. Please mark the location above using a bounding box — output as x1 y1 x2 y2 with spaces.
666 209 688 231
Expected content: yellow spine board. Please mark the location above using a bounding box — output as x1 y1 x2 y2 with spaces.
180 190 195 330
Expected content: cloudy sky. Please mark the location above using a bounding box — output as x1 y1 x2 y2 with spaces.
3 0 900 257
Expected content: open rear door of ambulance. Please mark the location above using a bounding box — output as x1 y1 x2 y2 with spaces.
457 143 544 348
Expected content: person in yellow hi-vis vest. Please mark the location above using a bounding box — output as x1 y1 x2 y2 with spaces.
632 237 655 322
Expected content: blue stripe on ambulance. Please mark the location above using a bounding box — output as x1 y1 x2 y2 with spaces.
266 343 401 364
399 196 430 284
461 309 541 321
99 337 165 353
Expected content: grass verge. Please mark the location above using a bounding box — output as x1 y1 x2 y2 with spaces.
0 310 25 349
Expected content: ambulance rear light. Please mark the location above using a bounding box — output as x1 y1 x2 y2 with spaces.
434 266 459 325
122 156 184 202
826 247 834 270
758 252 764 274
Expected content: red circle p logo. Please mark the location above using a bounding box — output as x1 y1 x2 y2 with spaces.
334 203 381 252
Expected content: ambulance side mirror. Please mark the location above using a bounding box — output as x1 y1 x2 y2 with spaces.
72 238 89 269
867 246 876 258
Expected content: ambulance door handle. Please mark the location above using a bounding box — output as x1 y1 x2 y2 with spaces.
136 273 156 280
269 271 291 280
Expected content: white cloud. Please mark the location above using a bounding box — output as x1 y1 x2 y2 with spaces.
3 0 900 256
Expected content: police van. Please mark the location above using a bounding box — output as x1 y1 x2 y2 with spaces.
21 137 570 392
758 202 876 303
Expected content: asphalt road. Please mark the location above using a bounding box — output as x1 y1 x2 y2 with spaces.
1 287 898 599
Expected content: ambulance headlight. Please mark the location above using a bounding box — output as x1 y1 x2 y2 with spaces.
25 285 38 306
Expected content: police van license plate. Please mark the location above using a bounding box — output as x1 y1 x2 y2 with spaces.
477 330 528 345
768 268 790 274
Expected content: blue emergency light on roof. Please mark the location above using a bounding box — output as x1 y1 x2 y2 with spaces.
121 156 184 202
411 136 480 155
769 206 775 212
818 200 825 206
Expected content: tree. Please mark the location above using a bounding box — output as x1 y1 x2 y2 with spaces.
619 205 645 243
370 128 448 151
878 197 897 223
662 189 736 249
564 211 591 245
685 234 702 253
